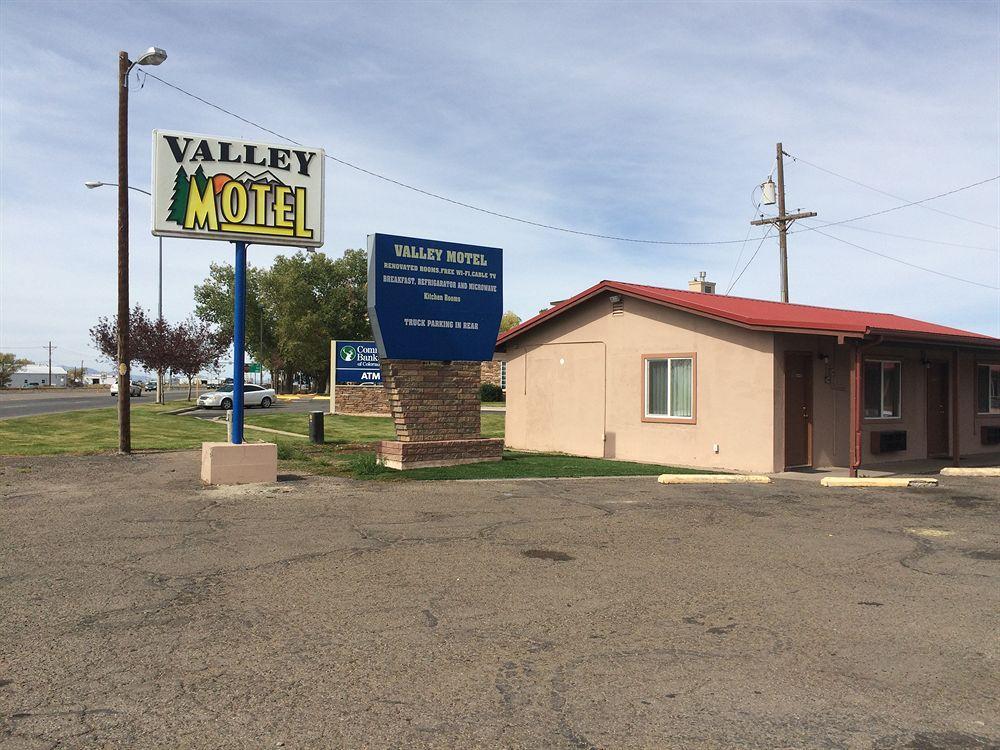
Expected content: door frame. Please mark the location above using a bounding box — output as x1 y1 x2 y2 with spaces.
784 350 814 469
925 358 951 458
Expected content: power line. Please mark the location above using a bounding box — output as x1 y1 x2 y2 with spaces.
726 226 774 295
793 176 1000 235
786 151 1000 230
727 187 767 290
805 223 998 253
802 221 998 291
143 71 745 247
142 71 999 249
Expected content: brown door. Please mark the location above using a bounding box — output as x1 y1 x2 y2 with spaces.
926 361 950 457
784 352 813 468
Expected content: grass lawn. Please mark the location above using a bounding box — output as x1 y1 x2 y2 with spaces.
0 403 230 455
381 451 708 480
2 406 702 481
244 411 505 442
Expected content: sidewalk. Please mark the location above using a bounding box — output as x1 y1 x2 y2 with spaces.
774 451 1000 481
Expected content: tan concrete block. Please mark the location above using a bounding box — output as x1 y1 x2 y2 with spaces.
658 474 771 484
201 442 277 485
820 476 938 488
940 467 1000 477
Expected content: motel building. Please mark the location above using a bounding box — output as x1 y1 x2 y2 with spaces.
495 277 1000 475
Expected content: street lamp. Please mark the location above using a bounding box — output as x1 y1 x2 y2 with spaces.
85 181 161 319
115 45 167 452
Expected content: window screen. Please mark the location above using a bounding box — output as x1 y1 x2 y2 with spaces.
646 357 694 419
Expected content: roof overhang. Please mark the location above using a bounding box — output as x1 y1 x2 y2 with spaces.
496 281 1000 351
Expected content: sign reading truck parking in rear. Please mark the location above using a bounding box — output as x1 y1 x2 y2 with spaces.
151 130 325 248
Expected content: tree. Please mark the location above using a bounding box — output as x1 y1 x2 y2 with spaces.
65 365 86 386
173 317 228 400
134 314 179 404
0 353 31 388
194 248 372 394
499 310 522 333
89 305 147 367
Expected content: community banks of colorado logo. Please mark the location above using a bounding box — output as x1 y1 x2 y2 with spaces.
339 345 358 362
152 131 325 248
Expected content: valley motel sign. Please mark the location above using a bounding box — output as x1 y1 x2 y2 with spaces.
151 130 325 442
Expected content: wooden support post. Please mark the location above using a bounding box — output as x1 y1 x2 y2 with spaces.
952 348 961 466
850 344 862 477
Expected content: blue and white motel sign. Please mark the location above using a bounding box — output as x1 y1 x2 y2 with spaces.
367 233 503 362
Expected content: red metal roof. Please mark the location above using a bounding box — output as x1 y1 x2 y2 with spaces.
496 280 1000 348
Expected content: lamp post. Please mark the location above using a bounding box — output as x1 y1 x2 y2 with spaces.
85 182 162 318
86 181 166 403
114 46 167 449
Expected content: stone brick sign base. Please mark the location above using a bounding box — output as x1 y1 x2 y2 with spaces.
332 384 390 416
375 359 503 470
377 437 504 470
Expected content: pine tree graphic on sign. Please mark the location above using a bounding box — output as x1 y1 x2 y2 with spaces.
193 165 209 193
166 166 189 225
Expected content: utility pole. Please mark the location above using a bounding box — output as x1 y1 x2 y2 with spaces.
117 49 131 453
47 341 55 386
751 143 817 303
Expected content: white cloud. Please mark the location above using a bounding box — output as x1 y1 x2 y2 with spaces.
1 0 997 367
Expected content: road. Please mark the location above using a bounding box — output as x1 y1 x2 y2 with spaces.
1 453 997 749
0 388 195 419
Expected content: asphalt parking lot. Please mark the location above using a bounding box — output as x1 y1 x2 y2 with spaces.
1 453 997 749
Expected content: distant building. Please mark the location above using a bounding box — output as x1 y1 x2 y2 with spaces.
10 365 68 388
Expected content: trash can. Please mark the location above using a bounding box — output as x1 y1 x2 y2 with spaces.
309 411 324 444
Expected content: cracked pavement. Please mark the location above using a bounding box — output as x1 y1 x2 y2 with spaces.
1 452 998 749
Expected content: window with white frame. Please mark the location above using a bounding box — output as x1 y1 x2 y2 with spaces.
645 356 694 419
500 361 507 391
977 364 1000 415
863 360 901 419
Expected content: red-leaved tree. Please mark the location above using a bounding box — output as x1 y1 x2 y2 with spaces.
173 317 228 400
134 314 178 404
89 305 148 368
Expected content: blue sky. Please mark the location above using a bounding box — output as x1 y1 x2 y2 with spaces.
1 1 998 369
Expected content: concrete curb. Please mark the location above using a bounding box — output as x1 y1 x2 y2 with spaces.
820 476 938 488
940 467 1000 477
658 474 771 484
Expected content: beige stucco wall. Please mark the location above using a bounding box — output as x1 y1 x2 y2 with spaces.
503 293 779 472
772 334 852 469
962 350 1000 456
771 338 1000 466
502 293 1000 472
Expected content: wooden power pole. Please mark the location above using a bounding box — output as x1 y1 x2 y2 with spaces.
751 143 817 303
117 50 131 453
47 341 55 386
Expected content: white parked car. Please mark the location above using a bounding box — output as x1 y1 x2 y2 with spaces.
110 381 143 397
197 383 275 410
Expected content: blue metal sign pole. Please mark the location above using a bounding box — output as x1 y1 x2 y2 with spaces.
231 241 247 444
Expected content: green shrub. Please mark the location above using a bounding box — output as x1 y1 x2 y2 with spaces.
276 442 303 460
349 452 388 478
479 383 505 402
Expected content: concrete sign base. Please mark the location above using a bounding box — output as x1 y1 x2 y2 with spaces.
201 442 278 485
